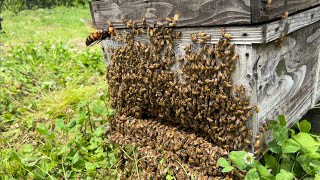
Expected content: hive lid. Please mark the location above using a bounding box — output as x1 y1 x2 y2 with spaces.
90 0 320 28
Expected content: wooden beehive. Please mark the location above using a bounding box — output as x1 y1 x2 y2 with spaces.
91 0 320 138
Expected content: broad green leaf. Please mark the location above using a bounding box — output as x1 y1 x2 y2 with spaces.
55 118 65 131
310 160 320 174
294 132 320 153
217 157 230 167
72 151 80 165
278 115 286 126
36 123 47 135
315 174 320 180
288 129 296 136
85 162 96 171
92 103 103 116
68 120 76 129
297 154 314 175
281 139 300 153
292 162 306 178
107 152 117 167
264 154 278 171
22 144 34 153
21 157 41 167
78 106 86 125
280 154 295 172
268 141 282 154
245 168 260 180
9 151 21 163
94 126 106 137
275 169 294 180
298 120 311 133
272 124 288 143
228 151 249 170
305 152 320 159
255 162 275 180
166 174 174 180
268 120 279 129
222 166 234 173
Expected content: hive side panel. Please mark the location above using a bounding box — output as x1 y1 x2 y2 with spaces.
252 0 320 24
314 29 320 102
101 31 257 149
91 0 251 28
264 6 320 43
255 21 320 129
231 45 259 136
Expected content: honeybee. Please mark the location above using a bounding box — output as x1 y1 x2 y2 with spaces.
224 33 232 40
85 26 116 46
254 105 260 113
254 139 261 148
266 0 272 8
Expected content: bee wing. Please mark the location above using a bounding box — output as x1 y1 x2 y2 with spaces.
87 39 103 47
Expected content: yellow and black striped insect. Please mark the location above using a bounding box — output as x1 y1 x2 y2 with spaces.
85 26 116 46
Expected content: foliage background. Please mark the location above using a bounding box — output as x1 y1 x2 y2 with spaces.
0 4 122 179
0 0 90 13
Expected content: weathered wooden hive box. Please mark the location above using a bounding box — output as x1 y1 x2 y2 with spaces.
90 0 320 178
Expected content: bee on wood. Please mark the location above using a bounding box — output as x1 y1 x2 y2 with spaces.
220 27 225 36
254 139 261 149
282 11 289 19
85 26 116 46
224 33 232 40
254 105 260 113
266 0 272 9
277 11 289 47
191 33 198 42
141 17 146 26
198 32 211 43
166 14 180 27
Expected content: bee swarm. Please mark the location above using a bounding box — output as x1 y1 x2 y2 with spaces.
106 19 255 178
110 116 244 179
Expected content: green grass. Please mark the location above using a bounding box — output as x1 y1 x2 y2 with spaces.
1 6 94 46
0 6 120 179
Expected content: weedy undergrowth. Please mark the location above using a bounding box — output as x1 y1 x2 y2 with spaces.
218 115 320 180
0 41 121 179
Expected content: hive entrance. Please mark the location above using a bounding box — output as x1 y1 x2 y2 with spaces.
106 23 255 178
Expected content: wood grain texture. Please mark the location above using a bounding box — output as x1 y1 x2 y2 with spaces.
264 5 320 42
232 45 258 136
312 28 320 102
110 26 263 45
255 22 320 129
253 0 320 23
91 0 251 28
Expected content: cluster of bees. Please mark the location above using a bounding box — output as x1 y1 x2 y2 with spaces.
110 116 244 179
103 15 261 178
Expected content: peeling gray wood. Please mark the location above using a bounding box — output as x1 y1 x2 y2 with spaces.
111 26 263 45
255 22 320 129
254 0 320 24
90 0 320 28
232 45 258 135
264 5 320 42
313 29 320 103
91 0 251 28
92 2 320 45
